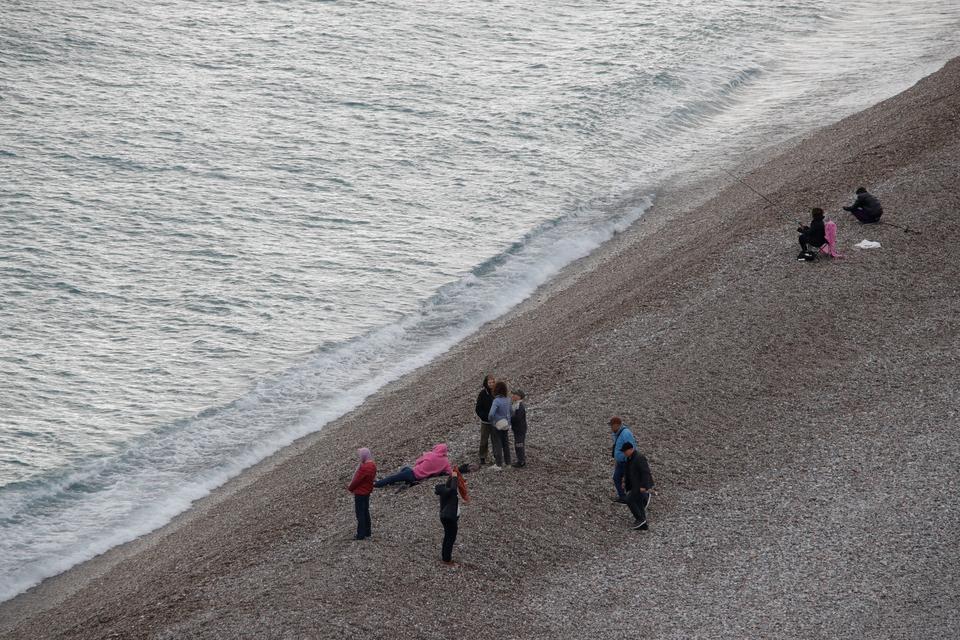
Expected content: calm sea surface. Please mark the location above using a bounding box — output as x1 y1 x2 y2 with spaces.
1 0 958 601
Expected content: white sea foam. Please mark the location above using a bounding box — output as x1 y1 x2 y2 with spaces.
2 0 960 605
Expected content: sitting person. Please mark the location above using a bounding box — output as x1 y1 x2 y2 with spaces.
374 443 453 487
797 207 826 259
843 187 883 223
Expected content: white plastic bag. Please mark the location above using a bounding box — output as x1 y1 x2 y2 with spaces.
855 240 882 249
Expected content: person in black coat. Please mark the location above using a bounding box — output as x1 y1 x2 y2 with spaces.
843 187 883 223
510 390 528 468
620 442 654 531
434 469 465 564
797 207 827 258
475 375 496 465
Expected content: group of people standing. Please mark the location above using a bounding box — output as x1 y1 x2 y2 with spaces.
474 374 527 469
345 374 655 567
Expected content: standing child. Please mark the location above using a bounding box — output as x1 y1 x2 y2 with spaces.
510 390 527 468
347 447 376 540
434 467 469 565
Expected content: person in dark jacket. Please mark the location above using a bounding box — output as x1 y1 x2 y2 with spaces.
434 467 468 564
797 207 826 258
510 390 527 468
475 375 496 465
843 187 883 223
620 442 654 531
346 447 376 540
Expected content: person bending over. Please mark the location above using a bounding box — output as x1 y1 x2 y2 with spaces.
797 207 826 259
843 187 883 224
374 443 453 487
620 442 655 531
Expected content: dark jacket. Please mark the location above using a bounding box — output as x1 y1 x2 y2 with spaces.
511 402 527 433
475 381 494 422
799 216 826 246
435 475 458 520
624 452 654 493
844 191 883 221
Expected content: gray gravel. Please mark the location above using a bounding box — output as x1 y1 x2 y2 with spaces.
2 59 959 640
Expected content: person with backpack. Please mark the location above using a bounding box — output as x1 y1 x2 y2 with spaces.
510 389 528 468
843 187 883 224
346 447 376 540
609 416 636 503
797 207 827 260
435 466 469 565
487 381 512 470
620 442 655 531
475 375 496 465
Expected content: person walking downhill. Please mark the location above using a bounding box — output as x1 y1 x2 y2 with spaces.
620 442 655 531
609 417 636 503
374 443 453 488
435 466 470 565
487 381 512 470
475 375 496 466
510 389 528 468
346 447 376 540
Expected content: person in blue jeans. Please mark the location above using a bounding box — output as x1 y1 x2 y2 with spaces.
609 416 636 503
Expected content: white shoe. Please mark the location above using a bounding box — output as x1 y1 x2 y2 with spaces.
491 465 502 471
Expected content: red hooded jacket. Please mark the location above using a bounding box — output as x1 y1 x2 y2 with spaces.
348 461 377 496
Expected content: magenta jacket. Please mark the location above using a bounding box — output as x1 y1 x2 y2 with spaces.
412 444 453 480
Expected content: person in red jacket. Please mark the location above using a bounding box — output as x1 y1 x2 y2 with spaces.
347 447 376 540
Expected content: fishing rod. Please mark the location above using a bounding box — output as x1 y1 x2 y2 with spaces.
720 168 800 225
722 167 922 235
878 220 922 235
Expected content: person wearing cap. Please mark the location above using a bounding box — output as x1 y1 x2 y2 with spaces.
510 389 528 468
620 441 654 531
609 417 637 502
346 447 376 540
843 187 883 224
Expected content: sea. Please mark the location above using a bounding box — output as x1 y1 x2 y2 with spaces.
2 0 959 603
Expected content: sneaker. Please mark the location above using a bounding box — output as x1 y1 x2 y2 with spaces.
511 462 524 468
490 465 502 471
632 520 648 530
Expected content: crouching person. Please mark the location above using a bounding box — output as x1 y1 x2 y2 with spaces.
620 442 655 531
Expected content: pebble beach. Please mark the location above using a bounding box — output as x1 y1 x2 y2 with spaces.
2 57 959 640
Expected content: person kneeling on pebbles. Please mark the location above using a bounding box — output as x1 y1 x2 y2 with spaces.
620 442 655 531
374 443 453 488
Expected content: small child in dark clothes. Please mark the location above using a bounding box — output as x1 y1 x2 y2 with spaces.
510 390 528 468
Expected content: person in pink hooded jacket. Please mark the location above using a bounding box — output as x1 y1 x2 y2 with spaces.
374 444 453 488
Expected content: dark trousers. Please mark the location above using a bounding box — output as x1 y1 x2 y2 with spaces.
798 232 824 253
491 428 510 466
512 424 527 465
441 517 459 562
850 210 880 224
479 422 492 463
626 490 651 524
374 466 416 488
612 461 626 499
354 494 371 539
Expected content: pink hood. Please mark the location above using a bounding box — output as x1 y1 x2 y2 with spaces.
412 443 452 480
